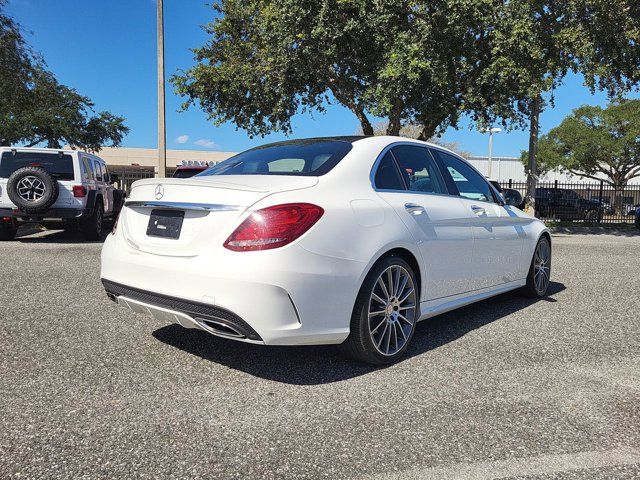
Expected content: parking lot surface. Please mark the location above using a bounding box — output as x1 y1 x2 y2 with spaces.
1 228 639 479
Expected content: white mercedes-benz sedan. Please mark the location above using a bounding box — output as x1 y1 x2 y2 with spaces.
101 136 551 364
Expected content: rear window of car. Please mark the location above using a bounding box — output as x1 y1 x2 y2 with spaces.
0 152 75 181
198 140 353 177
173 168 206 178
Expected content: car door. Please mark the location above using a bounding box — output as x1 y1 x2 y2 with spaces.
373 145 475 300
434 150 525 290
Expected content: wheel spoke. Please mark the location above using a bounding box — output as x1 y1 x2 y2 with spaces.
396 322 408 341
396 273 409 299
371 292 386 305
393 267 401 298
370 317 386 335
377 277 390 302
368 310 386 317
384 321 392 354
376 322 389 349
399 288 414 304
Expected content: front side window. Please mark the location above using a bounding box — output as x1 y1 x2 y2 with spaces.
0 152 75 180
391 146 445 194
436 151 495 203
374 152 405 190
199 140 353 177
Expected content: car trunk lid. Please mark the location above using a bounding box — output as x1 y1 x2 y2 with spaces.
121 175 318 257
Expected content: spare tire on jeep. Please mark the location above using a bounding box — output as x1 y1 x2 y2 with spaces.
6 167 60 214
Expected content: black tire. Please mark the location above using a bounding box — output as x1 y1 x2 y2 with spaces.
81 199 104 240
339 256 419 365
583 209 599 223
6 167 59 214
0 222 17 241
112 189 125 216
520 236 552 298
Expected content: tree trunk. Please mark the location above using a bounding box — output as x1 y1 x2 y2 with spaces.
386 100 403 136
357 111 374 136
525 96 541 217
417 123 437 141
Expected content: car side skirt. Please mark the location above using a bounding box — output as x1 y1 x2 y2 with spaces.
418 279 527 321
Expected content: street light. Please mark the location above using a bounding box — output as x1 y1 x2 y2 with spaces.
157 0 166 178
482 127 502 179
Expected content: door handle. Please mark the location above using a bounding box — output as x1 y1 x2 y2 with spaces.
470 205 486 216
404 203 426 216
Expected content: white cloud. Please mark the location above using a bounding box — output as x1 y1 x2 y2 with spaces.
194 139 218 149
175 135 189 144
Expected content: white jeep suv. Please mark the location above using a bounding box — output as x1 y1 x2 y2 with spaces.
0 147 124 240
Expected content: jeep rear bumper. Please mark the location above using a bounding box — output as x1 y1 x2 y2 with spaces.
0 207 92 221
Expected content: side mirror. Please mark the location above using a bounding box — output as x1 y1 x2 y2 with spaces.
503 188 524 208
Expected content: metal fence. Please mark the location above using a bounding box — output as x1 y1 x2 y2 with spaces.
500 180 640 224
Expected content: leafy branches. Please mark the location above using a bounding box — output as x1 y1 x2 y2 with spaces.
0 2 129 151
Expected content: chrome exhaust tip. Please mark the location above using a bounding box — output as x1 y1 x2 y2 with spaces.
195 318 246 339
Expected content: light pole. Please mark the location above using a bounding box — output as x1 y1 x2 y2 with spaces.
484 127 501 179
157 0 166 178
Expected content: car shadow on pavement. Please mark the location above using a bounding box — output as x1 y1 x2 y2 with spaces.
152 281 566 385
14 225 109 244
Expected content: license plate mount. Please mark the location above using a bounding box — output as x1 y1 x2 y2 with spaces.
146 209 185 239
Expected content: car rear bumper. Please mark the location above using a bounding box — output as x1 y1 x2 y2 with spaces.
100 232 365 346
103 279 264 343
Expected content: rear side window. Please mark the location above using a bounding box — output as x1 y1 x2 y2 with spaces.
374 152 405 190
81 157 95 181
436 151 496 203
0 152 75 181
391 146 445 194
93 160 103 181
199 140 353 177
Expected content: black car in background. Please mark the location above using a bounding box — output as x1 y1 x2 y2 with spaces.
535 187 602 222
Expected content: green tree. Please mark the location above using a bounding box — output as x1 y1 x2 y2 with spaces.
0 1 129 150
528 101 640 210
485 0 640 211
172 0 512 140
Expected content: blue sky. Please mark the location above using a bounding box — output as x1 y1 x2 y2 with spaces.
5 0 638 157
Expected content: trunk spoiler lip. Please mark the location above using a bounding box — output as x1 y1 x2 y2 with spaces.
130 175 319 193
124 200 243 212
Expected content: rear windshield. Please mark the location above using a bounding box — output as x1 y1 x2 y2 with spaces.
198 140 353 177
173 168 205 179
0 152 75 181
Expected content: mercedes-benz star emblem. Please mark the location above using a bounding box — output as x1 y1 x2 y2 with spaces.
155 184 164 200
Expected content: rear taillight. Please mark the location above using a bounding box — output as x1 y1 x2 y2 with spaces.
73 185 87 198
224 203 324 252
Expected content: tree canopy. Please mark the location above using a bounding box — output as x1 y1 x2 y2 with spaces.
174 0 640 149
0 1 129 150
173 0 515 140
529 100 640 188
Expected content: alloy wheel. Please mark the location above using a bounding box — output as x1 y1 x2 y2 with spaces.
534 240 551 294
17 176 46 202
368 265 417 356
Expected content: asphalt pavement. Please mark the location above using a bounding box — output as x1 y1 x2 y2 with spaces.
1 227 639 479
